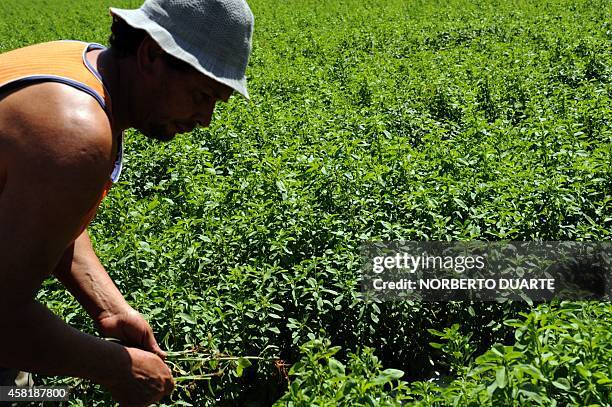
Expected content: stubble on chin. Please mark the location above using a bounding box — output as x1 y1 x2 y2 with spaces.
143 123 175 142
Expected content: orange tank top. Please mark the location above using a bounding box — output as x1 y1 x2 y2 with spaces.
0 40 123 234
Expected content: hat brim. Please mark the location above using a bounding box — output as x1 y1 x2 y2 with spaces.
109 7 250 100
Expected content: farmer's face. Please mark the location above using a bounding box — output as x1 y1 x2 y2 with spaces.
136 39 234 141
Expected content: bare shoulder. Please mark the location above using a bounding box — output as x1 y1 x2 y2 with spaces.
0 81 115 173
0 83 116 277
0 81 115 242
0 83 114 292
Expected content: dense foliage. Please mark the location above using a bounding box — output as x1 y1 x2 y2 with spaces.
279 301 612 406
1 0 610 405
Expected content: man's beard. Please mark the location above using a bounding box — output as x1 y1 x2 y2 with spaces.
143 123 175 142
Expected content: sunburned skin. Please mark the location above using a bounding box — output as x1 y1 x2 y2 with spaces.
0 45 115 313
0 164 6 196
0 46 172 404
0 80 114 282
0 89 22 198
0 133 6 196
0 38 233 405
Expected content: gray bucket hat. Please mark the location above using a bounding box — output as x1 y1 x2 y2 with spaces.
110 0 254 99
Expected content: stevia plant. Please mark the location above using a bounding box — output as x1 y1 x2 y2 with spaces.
1 0 609 404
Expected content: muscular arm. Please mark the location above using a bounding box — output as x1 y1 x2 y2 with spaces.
53 230 131 323
52 229 166 358
0 75 172 406
0 83 126 381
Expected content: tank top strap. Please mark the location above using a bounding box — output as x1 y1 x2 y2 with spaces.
0 40 123 184
0 40 124 234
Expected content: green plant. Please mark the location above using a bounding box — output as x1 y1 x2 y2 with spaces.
2 0 608 404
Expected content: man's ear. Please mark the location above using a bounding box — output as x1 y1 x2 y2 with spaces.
135 35 164 75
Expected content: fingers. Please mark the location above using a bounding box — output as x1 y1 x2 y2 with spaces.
143 328 167 359
165 373 175 396
155 345 167 360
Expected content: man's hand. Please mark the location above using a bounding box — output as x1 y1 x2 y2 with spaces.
96 306 166 359
100 346 174 407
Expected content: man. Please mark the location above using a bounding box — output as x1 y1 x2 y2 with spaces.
0 0 253 405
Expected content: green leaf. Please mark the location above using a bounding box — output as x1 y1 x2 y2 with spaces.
520 364 545 381
373 369 404 385
178 312 196 324
236 357 252 377
487 381 498 396
427 328 445 337
328 358 345 376
503 319 523 328
551 380 570 391
270 304 285 312
491 344 505 357
496 367 507 389
576 365 591 379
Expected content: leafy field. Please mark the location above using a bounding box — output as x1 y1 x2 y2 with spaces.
1 0 610 405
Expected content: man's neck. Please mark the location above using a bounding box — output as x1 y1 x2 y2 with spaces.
88 49 132 133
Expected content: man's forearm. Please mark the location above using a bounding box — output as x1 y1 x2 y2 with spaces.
53 230 129 322
0 300 127 383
